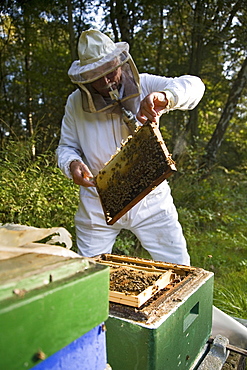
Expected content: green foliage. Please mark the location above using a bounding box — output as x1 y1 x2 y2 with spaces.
113 229 151 259
1 1 247 155
169 163 247 319
114 154 247 319
214 272 247 318
0 5 73 152
0 140 79 248
112 229 137 256
1 0 247 322
0 137 246 319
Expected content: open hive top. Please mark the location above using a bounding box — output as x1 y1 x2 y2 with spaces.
95 254 214 324
95 122 176 225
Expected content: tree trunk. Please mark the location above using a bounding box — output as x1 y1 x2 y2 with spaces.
67 0 77 61
155 5 164 75
186 0 243 144
204 56 247 166
23 7 35 159
186 0 205 142
109 0 119 42
111 0 132 46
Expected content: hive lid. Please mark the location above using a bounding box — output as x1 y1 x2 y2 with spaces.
0 253 95 302
95 122 176 225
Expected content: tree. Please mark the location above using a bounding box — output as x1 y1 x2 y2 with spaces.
185 0 244 143
203 56 247 166
0 0 73 154
1 0 247 170
67 0 77 61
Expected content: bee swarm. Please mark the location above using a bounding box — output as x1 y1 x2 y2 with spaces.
109 266 162 295
95 122 176 225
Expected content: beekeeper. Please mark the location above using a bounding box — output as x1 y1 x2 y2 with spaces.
56 29 205 265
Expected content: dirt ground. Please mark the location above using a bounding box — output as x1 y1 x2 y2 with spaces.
222 352 246 369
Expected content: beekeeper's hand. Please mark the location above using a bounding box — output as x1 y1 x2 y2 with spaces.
70 161 95 187
137 92 168 124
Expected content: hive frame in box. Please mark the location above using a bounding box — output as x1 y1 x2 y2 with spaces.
95 254 213 317
100 262 173 307
96 254 197 309
103 255 214 370
95 121 177 225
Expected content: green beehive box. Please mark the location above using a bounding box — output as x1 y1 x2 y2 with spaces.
102 255 214 370
0 253 109 370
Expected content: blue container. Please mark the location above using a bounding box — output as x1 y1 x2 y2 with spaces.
33 324 107 370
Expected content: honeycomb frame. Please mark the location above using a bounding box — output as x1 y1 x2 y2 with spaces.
95 122 177 225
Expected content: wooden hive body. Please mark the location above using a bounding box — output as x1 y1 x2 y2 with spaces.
95 122 176 225
95 254 214 370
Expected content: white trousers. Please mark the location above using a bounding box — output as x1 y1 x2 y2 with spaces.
75 181 190 265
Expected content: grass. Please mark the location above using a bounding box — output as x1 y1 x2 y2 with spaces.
171 168 247 319
0 142 246 320
113 167 247 320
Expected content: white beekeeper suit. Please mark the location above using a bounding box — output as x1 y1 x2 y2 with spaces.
56 29 205 264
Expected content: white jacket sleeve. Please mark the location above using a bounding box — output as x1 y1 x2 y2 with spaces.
56 92 84 179
140 74 205 112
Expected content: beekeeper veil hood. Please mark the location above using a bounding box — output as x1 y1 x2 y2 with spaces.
68 29 141 113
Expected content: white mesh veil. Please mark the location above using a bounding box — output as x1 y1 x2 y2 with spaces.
68 29 141 113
